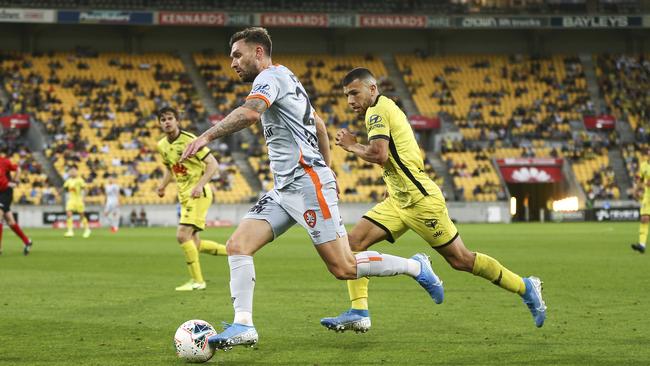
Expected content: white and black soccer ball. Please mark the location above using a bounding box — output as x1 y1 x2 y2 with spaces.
173 319 218 363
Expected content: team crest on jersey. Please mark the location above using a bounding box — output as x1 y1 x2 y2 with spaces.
303 210 317 228
424 219 438 229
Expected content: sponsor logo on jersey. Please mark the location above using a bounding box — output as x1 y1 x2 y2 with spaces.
433 230 444 238
251 83 271 98
367 114 385 131
172 162 188 176
304 209 317 228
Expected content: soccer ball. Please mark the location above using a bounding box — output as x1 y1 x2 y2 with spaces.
173 319 218 363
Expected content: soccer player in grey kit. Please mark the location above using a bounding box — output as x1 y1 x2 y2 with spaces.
181 27 444 349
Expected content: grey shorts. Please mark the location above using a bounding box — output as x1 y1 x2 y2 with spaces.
243 174 347 245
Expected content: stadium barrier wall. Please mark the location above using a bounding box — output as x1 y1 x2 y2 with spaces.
12 201 511 228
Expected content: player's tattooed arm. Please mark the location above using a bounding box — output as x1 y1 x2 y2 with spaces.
204 98 266 141
314 113 332 167
182 98 267 160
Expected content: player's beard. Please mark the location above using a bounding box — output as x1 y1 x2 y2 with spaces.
239 69 257 83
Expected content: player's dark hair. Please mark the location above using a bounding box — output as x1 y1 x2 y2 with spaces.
342 68 375 87
69 164 78 170
0 144 7 155
230 27 272 57
157 106 179 121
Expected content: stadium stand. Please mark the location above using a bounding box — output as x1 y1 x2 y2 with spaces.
398 53 608 201
1 51 252 205
596 54 650 198
0 0 638 14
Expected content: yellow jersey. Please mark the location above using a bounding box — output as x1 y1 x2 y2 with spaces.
365 95 442 208
64 177 86 202
639 161 650 200
157 130 211 201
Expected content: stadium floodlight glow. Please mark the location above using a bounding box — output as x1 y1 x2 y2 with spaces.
552 196 579 212
510 197 516 216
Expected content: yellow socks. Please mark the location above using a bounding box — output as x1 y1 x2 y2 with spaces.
81 216 89 230
348 277 370 310
180 241 204 283
472 253 526 295
639 222 649 245
66 217 73 231
198 240 227 256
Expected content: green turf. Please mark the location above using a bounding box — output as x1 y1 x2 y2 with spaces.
1 222 649 365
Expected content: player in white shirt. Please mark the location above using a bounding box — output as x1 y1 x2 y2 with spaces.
104 176 121 233
182 27 443 350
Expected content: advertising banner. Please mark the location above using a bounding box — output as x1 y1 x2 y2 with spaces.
583 115 616 130
0 114 30 129
409 115 440 130
57 10 154 25
226 13 254 26
497 158 564 183
457 16 547 28
551 16 642 28
328 14 355 27
44 212 101 228
0 8 55 23
158 11 226 26
593 207 640 221
260 13 328 27
359 14 427 28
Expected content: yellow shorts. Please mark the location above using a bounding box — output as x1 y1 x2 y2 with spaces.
363 194 458 248
179 188 213 231
66 200 85 213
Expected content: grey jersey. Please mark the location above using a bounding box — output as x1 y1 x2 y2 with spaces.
105 183 120 204
248 65 333 189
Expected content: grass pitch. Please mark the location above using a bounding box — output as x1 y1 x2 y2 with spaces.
1 222 649 365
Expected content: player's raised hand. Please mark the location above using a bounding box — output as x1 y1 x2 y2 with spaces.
181 136 208 161
156 185 166 198
335 129 357 151
190 185 203 199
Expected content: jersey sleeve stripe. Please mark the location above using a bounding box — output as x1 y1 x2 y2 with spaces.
388 136 429 197
369 135 390 141
298 152 332 220
246 94 270 108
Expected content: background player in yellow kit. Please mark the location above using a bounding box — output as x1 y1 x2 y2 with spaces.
632 152 650 253
321 68 546 332
156 106 227 291
63 165 91 238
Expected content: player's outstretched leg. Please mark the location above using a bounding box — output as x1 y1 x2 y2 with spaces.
437 235 546 327
521 276 546 328
320 252 443 333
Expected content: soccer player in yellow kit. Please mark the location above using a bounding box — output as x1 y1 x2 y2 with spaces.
156 107 227 291
632 157 650 253
63 166 91 238
321 68 546 331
